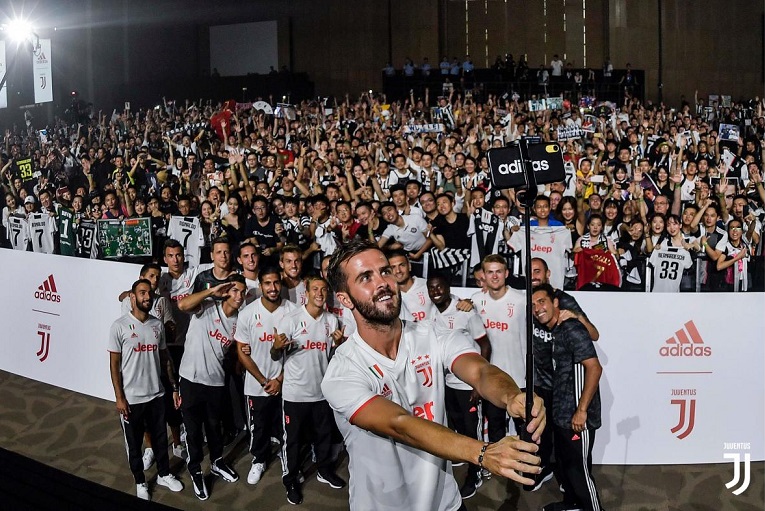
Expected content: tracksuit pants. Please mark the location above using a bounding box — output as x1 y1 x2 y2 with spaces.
119 395 171 484
281 399 334 487
445 387 481 479
246 394 283 464
180 379 225 474
554 426 603 511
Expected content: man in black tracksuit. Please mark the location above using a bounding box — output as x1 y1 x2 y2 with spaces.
532 284 604 511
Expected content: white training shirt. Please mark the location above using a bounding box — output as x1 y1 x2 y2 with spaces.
433 295 487 390
235 298 297 397
472 287 527 387
321 320 478 511
178 300 238 387
107 313 166 405
281 306 339 402
400 276 436 322
382 214 429 252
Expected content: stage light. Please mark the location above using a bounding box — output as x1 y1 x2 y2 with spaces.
4 19 35 43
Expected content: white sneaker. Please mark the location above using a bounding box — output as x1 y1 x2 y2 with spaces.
180 424 187 445
247 462 266 485
136 482 150 500
156 474 184 492
172 443 187 460
142 448 155 471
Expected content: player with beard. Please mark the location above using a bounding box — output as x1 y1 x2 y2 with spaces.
235 267 297 486
280 245 307 305
177 274 247 500
322 239 545 511
527 257 599 491
108 279 184 501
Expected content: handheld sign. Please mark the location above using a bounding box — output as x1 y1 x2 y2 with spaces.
487 141 566 190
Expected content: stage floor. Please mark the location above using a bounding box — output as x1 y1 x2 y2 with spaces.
0 370 761 510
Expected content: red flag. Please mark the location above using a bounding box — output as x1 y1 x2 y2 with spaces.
574 248 622 289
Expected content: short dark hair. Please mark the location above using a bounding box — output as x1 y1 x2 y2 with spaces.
258 266 282 283
327 238 385 294
211 237 230 251
532 282 555 300
385 247 408 261
226 273 246 285
531 257 549 272
139 263 161 276
163 238 184 255
131 278 151 294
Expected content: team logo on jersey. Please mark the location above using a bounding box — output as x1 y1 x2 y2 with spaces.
128 324 135 330
724 443 752 495
417 292 426 306
34 274 61 303
447 317 454 329
254 314 263 328
506 303 515 318
411 355 433 387
214 318 222 324
130 333 139 339
659 320 711 357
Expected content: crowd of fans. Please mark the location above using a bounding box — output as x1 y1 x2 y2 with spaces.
1 85 764 292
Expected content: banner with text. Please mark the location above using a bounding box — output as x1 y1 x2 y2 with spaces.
32 38 53 104
0 249 762 465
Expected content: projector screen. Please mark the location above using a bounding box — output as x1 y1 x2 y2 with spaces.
209 21 278 76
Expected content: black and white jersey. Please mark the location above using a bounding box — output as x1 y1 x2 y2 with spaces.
76 221 99 258
648 245 693 293
7 216 29 250
167 216 204 268
28 212 56 254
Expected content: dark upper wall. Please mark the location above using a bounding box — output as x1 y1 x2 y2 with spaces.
5 0 762 114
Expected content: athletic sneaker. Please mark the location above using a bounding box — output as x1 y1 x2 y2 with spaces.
459 474 483 499
317 471 346 489
136 482 150 501
172 443 187 460
480 468 492 479
286 483 303 505
190 471 208 501
247 462 266 485
156 474 184 492
542 502 583 511
211 458 239 483
142 447 155 471
524 465 555 492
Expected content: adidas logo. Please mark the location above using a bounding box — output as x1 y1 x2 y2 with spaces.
659 320 711 357
34 275 61 303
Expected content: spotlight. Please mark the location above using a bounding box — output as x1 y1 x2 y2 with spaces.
5 19 35 43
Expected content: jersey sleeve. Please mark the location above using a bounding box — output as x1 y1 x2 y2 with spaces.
107 321 123 353
321 350 379 423
381 224 395 240
440 328 481 375
157 297 174 326
157 320 167 350
234 305 251 344
464 310 487 340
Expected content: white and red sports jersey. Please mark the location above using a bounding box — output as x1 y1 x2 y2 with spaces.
235 297 297 397
508 226 572 290
178 300 238 387
321 321 477 511
7 215 29 250
433 295 487 391
28 212 56 254
167 216 204 268
471 287 527 387
107 313 166 405
401 276 435 322
158 263 212 344
281 280 308 306
281 306 339 402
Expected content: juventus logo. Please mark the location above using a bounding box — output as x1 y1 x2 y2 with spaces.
39 75 47 89
416 366 433 387
670 398 695 439
37 330 51 362
724 451 751 496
